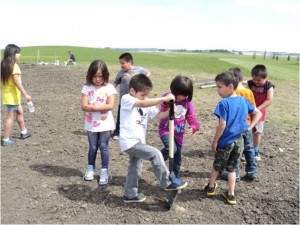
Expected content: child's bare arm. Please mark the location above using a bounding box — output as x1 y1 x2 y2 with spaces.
211 118 226 152
12 74 31 101
81 94 115 112
155 110 169 120
257 87 274 111
134 93 175 108
248 107 262 130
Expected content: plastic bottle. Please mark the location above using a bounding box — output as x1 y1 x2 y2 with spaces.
27 101 35 113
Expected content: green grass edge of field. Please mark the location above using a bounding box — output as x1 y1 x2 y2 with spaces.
2 46 299 128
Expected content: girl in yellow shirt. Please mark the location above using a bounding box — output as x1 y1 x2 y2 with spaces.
1 44 32 146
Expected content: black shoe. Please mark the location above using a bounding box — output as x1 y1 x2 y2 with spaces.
205 182 218 196
123 193 146 203
222 191 237 205
164 181 187 191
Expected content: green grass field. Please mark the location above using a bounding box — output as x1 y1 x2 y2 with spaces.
2 46 299 127
16 46 299 81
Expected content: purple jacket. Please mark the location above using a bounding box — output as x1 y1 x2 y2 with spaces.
158 93 200 146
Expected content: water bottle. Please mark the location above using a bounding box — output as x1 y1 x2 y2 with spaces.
27 101 35 113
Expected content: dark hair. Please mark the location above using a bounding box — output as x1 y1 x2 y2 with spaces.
1 44 21 84
215 71 238 90
129 74 152 92
229 67 243 82
170 75 193 101
86 60 109 85
119 52 133 64
251 64 267 78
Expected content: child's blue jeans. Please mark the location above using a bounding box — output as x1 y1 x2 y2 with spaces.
238 130 258 177
87 131 111 169
160 134 182 178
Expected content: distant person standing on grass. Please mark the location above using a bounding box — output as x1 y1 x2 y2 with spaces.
247 64 275 161
112 52 151 140
1 44 33 146
66 51 76 65
81 60 117 185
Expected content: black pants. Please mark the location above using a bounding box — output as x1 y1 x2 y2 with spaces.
113 104 121 135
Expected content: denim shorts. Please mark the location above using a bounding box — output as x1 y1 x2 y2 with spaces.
7 105 20 111
254 121 265 133
213 135 244 173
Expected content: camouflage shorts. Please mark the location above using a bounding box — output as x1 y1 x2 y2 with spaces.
213 135 244 173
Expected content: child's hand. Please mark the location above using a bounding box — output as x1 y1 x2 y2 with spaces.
124 73 134 78
185 127 193 135
25 94 32 102
162 93 175 102
211 141 218 152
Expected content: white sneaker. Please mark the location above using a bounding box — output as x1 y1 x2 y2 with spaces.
112 135 119 140
99 168 111 185
255 154 261 161
84 165 95 181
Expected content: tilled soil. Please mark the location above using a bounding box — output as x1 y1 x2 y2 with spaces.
1 64 299 224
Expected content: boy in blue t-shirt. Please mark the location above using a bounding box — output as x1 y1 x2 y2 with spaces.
205 71 262 205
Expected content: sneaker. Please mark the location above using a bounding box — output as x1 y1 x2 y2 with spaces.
112 135 119 140
84 165 95 181
123 193 146 203
255 154 261 161
220 171 241 182
205 182 218 196
1 138 16 146
20 129 32 139
222 191 237 205
99 168 111 185
244 173 257 181
164 181 187 191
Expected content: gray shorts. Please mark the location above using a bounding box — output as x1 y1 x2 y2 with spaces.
254 121 265 133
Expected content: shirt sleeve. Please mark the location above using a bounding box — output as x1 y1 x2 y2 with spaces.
81 85 88 95
186 101 200 133
214 100 227 121
121 94 136 112
13 64 21 75
114 71 122 85
106 84 117 96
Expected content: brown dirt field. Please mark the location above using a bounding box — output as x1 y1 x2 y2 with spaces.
1 64 299 224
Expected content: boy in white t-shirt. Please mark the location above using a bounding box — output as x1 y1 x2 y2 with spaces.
120 74 188 203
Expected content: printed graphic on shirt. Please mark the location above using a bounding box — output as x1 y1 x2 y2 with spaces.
86 88 109 128
136 108 147 128
175 105 187 120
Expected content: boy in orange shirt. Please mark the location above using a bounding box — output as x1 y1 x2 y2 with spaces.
221 68 258 181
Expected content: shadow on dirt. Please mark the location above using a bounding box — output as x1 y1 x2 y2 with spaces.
29 164 83 177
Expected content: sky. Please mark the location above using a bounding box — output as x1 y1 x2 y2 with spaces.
0 0 299 53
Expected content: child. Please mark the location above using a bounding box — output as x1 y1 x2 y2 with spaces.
112 52 151 140
247 64 275 161
1 44 32 146
81 60 117 185
120 74 187 203
220 68 258 181
159 75 200 179
206 71 262 205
